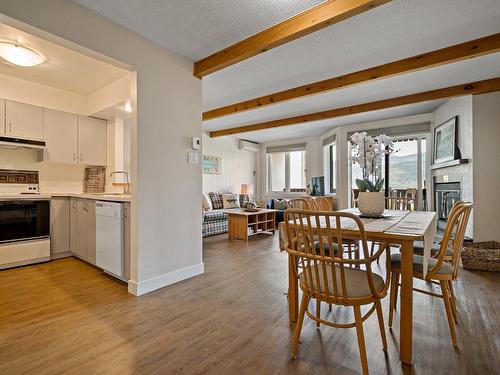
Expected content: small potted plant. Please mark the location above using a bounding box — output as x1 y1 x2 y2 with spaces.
350 132 393 217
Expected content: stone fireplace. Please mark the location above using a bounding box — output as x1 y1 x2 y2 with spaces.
434 181 460 231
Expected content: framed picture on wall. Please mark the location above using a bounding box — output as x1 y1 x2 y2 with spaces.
202 155 222 174
433 116 458 164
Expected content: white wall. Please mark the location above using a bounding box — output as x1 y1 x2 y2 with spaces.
473 92 500 242
432 96 473 238
0 0 203 296
202 134 256 195
0 73 86 114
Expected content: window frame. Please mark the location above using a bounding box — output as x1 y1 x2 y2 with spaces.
323 137 337 195
266 149 307 194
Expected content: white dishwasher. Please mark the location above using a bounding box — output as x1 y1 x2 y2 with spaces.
96 201 124 280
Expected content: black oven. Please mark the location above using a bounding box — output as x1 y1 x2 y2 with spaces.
0 200 50 243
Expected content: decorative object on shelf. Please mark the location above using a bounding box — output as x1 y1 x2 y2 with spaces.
461 241 500 272
305 184 311 196
243 207 260 212
202 154 222 174
433 116 460 164
83 167 105 193
350 132 394 217
311 176 325 196
243 201 258 210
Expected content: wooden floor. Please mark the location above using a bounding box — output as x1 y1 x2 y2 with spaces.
1 234 499 374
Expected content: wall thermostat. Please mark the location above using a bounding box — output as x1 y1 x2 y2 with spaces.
192 137 200 150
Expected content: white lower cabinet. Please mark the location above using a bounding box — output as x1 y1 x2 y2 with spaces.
123 203 130 280
53 197 129 279
70 199 96 264
0 99 5 135
50 198 71 259
69 198 78 253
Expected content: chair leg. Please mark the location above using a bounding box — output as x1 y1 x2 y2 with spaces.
440 280 458 347
375 299 388 351
389 271 399 328
291 292 310 359
448 280 458 311
316 299 321 328
354 305 369 375
447 281 458 323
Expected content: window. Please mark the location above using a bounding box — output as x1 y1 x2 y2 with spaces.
348 132 429 209
266 144 307 193
323 135 336 194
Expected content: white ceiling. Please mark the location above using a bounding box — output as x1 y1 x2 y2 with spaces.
0 22 129 95
73 0 324 61
72 0 500 142
204 52 500 132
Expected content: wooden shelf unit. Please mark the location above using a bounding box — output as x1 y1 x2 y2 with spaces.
228 209 277 241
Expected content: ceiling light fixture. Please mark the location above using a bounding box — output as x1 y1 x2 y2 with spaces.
0 42 45 67
124 100 132 113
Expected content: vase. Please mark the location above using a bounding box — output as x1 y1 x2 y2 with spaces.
358 191 385 217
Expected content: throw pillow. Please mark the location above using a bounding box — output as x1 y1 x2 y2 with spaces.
273 199 286 210
202 193 212 211
208 192 224 210
222 193 240 209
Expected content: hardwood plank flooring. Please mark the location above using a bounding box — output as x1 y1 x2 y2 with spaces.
1 234 499 374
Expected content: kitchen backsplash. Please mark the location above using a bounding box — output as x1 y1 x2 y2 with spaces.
0 148 87 193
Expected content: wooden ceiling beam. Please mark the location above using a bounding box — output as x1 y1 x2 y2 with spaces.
193 0 391 78
203 33 500 120
209 77 500 138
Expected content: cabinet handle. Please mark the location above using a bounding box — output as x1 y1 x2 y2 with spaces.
80 153 84 162
8 123 12 133
73 153 76 162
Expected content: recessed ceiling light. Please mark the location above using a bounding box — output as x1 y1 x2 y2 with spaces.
0 42 45 67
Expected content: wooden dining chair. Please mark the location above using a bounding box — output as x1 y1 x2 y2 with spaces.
284 210 390 375
370 196 417 260
385 196 416 211
413 201 467 260
388 202 473 347
286 198 313 210
312 196 332 211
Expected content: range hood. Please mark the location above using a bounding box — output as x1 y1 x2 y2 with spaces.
0 136 45 150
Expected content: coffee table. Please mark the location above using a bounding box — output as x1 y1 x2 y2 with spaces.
227 209 277 241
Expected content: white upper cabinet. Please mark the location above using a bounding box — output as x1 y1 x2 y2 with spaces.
0 99 5 135
78 116 107 166
44 109 78 164
5 101 44 140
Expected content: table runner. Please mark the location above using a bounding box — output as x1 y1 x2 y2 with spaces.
279 209 437 276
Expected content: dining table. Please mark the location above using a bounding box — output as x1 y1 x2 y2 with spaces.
279 208 437 366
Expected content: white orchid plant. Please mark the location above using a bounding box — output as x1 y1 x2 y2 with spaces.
350 132 394 192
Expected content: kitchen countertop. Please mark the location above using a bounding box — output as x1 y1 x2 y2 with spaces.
0 193 131 202
51 193 131 202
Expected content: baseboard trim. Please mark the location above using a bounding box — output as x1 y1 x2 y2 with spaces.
128 262 204 296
